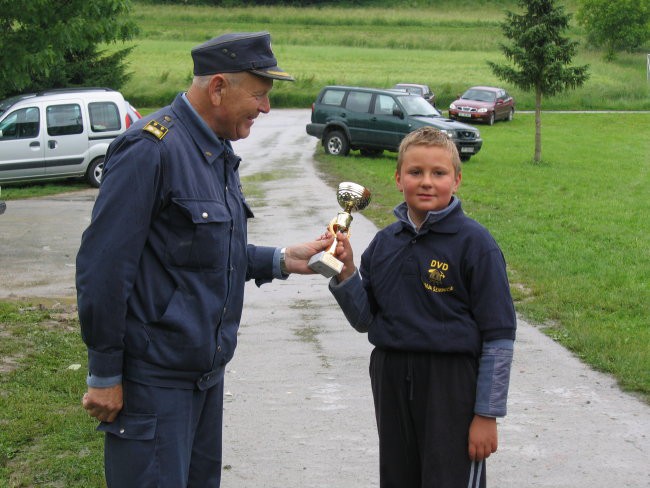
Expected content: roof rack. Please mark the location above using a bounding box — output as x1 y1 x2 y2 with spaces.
35 87 115 96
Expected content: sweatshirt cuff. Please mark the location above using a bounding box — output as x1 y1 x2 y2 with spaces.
87 373 122 388
475 339 514 417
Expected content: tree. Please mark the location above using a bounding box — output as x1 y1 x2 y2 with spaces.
488 0 589 162
577 0 650 60
0 0 138 99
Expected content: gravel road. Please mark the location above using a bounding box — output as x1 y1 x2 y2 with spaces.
0 109 647 488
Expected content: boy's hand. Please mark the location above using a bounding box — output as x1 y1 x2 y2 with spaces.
334 231 356 282
468 414 498 461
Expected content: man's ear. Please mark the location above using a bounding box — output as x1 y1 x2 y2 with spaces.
209 74 227 106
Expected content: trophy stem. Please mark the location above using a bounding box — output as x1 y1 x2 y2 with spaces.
326 238 338 255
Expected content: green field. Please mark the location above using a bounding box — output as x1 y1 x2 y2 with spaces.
119 1 650 110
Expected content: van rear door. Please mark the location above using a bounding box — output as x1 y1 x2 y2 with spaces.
0 104 45 181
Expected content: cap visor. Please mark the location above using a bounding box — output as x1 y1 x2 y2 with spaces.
250 67 295 81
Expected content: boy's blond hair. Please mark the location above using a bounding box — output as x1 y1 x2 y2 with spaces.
397 127 462 175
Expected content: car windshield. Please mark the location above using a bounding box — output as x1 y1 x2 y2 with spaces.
397 95 441 117
461 89 496 102
401 86 423 95
0 97 19 117
0 95 35 117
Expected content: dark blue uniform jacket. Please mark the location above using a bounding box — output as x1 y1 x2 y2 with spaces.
76 94 276 389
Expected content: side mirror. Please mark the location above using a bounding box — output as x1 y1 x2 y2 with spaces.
392 107 404 119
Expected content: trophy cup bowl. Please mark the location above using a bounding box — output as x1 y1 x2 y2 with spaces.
308 182 371 278
337 182 372 214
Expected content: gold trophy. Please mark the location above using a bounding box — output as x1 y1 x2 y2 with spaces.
308 182 371 278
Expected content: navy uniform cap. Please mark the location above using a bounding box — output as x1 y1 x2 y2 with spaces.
191 31 294 81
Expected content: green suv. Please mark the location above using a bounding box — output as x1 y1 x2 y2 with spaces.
306 85 482 161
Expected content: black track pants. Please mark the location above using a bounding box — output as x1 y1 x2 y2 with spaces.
370 348 486 488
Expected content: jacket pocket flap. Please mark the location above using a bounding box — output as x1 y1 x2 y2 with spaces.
97 412 157 440
172 198 231 224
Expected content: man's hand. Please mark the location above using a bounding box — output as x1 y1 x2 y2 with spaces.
468 414 498 461
82 384 123 423
284 235 335 274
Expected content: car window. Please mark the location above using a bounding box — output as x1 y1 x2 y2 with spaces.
89 102 121 132
374 95 397 115
462 89 496 102
47 104 83 136
397 95 440 116
0 107 40 140
345 91 372 113
321 89 346 106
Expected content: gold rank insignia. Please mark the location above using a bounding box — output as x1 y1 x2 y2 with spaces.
143 120 169 140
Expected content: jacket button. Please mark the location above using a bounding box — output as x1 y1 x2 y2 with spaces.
119 428 125 434
202 212 208 219
217 345 222 352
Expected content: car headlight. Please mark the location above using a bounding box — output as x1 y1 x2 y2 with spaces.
440 130 454 138
449 103 456 109
477 108 488 113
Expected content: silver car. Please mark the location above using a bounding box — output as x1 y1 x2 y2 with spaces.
0 88 139 187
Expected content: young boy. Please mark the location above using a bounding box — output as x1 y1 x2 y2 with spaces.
329 127 516 488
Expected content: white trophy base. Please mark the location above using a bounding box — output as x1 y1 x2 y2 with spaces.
308 251 344 278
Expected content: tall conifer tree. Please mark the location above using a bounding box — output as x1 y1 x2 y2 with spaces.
488 0 589 162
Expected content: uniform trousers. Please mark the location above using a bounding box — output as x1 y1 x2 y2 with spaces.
370 348 486 488
98 377 224 488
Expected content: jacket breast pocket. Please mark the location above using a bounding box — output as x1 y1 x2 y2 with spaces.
165 198 232 270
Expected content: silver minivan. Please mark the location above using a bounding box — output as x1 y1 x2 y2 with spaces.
0 88 139 187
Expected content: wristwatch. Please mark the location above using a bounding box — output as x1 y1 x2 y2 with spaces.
280 247 289 275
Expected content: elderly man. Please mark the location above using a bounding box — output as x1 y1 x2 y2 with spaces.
76 32 331 487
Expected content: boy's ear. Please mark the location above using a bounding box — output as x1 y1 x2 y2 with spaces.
395 170 404 192
453 171 462 193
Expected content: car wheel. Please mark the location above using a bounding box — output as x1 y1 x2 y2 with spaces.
324 131 350 156
86 156 104 188
488 113 495 126
360 148 383 157
507 108 514 121
460 155 472 162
